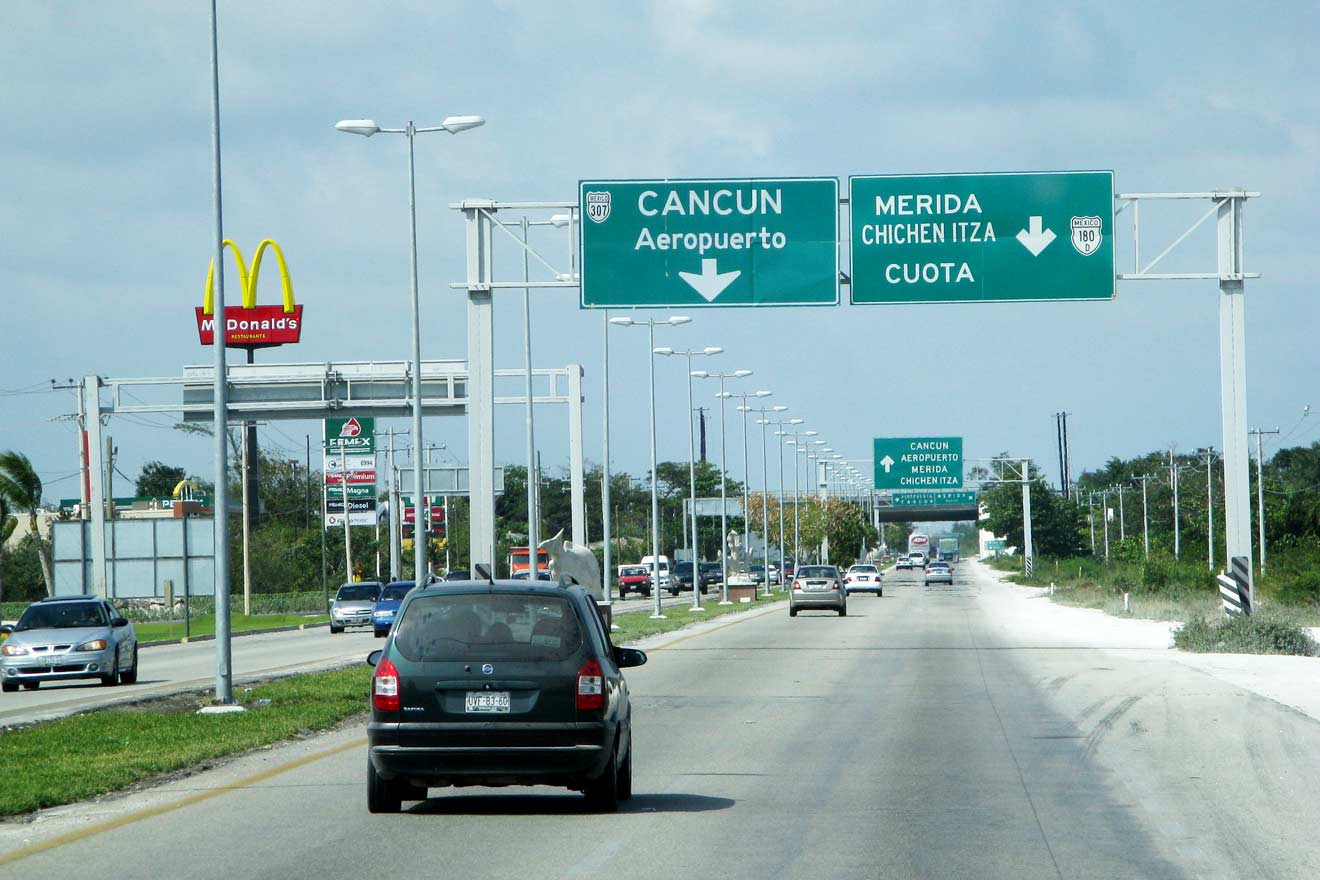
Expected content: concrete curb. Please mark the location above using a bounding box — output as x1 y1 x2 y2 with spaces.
139 620 329 649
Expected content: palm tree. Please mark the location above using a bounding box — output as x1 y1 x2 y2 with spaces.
0 451 53 596
0 493 12 603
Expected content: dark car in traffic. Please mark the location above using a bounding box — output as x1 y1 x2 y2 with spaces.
699 561 722 590
671 561 699 595
366 580 647 813
372 581 418 638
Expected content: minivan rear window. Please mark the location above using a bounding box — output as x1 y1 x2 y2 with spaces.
393 593 584 662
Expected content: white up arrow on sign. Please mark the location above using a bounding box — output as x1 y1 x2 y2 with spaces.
1015 216 1056 256
679 258 741 302
879 455 895 473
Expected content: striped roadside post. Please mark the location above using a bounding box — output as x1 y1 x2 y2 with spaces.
1218 555 1252 617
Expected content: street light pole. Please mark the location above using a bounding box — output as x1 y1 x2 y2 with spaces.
609 315 691 618
696 370 752 605
747 404 788 596
657 347 723 612
602 311 613 605
520 217 538 573
336 112 485 585
771 419 804 588
207 0 233 704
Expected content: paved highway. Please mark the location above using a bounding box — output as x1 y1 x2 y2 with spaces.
7 561 1320 877
0 589 702 728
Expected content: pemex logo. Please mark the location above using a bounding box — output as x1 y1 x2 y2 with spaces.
339 418 363 438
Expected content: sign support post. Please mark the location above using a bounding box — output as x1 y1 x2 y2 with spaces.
1218 195 1253 607
463 201 497 576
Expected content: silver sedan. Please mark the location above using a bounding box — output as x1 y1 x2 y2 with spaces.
0 596 138 691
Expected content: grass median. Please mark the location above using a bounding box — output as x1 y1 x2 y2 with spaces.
0 589 784 819
134 613 330 643
0 664 372 818
611 589 786 642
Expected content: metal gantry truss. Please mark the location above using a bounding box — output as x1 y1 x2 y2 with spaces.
77 359 585 597
440 187 1261 599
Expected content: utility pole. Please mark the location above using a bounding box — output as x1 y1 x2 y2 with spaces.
1170 447 1182 561
1062 412 1072 498
304 435 311 531
386 430 404 581
1055 413 1066 496
1198 447 1219 572
241 426 251 615
105 436 116 597
697 407 709 463
1116 485 1126 542
1249 427 1279 575
1088 491 1096 553
1138 475 1151 559
1102 488 1110 561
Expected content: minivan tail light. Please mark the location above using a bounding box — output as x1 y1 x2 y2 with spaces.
832 581 841 590
373 658 400 712
577 658 604 711
792 579 804 591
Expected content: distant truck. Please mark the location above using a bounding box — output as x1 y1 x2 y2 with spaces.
937 537 959 563
907 533 931 564
507 547 549 578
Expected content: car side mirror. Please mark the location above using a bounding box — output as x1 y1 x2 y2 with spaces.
613 647 647 669
0 625 12 636
366 649 382 667
111 617 129 628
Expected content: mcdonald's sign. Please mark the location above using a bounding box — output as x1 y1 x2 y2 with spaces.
195 239 304 348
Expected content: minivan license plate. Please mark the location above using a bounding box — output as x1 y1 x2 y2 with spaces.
465 691 511 713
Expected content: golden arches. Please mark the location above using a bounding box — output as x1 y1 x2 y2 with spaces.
202 239 295 315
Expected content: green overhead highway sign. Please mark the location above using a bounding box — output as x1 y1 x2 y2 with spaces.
578 178 839 308
890 490 977 508
849 171 1114 304
874 437 964 490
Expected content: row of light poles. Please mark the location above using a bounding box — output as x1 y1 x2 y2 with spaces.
336 114 871 627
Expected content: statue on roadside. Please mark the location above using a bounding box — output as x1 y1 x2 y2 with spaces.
724 529 755 586
538 529 603 600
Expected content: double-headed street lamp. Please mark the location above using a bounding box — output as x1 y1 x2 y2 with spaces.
655 346 723 612
693 369 752 605
722 390 773 543
336 113 485 584
783 428 817 571
609 316 691 619
743 402 789 596
513 214 571 576
765 416 803 586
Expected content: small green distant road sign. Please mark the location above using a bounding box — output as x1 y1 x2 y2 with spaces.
578 178 839 308
874 437 964 490
849 171 1114 304
891 490 977 508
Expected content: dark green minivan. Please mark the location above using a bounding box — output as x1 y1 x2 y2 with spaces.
365 581 646 813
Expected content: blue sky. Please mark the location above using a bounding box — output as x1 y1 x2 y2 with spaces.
2 1 1318 501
